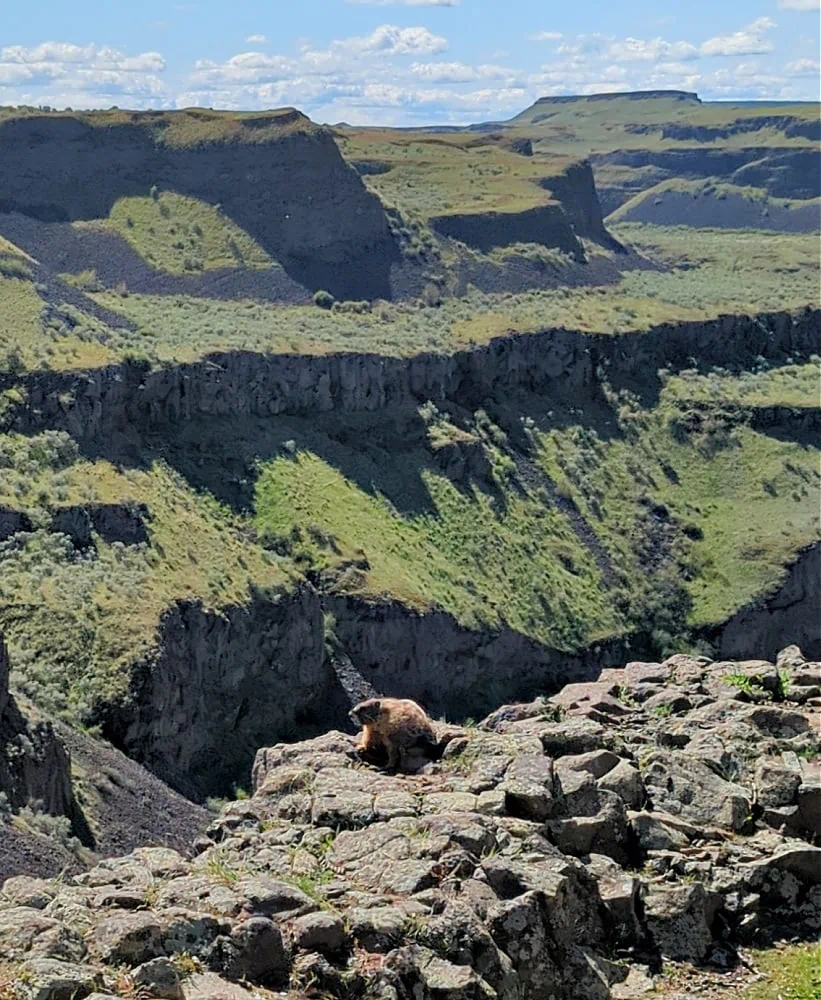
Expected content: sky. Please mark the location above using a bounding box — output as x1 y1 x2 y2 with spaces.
1 0 819 125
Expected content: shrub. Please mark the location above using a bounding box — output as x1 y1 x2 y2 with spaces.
313 289 335 310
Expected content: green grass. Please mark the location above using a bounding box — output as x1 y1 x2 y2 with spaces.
338 130 571 220
53 227 814 369
0 434 285 718
744 943 821 1000
79 192 275 274
254 441 615 648
608 178 821 226
0 106 316 148
534 365 820 627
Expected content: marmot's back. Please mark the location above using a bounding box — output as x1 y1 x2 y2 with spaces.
373 697 436 743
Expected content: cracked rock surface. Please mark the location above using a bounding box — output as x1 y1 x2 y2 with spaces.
0 646 818 998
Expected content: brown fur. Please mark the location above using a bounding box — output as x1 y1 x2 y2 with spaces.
349 697 437 771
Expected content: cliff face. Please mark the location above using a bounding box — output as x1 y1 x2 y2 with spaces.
430 204 584 257
3 307 817 446
326 595 633 720
542 161 625 251
0 113 396 299
593 147 820 210
96 587 328 800
714 542 821 661
0 634 74 818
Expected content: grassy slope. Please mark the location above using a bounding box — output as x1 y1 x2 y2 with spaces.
0 106 316 147
246 363 819 654
78 191 275 274
337 130 570 219
744 943 821 1000
508 94 820 154
0 434 285 717
608 178 821 226
535 364 820 627
59 227 816 366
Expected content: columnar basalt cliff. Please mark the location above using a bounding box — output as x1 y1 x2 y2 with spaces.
3 308 817 446
541 160 625 251
94 587 328 801
430 203 585 257
325 595 633 721
0 110 397 299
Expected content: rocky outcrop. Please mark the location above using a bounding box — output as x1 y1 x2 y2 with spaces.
0 110 396 299
3 308 817 449
95 587 328 801
0 634 74 819
50 503 149 549
430 203 584 257
2 645 817 998
660 116 821 143
712 543 821 661
542 161 625 250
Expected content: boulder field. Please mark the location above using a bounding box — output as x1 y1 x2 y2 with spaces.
1 645 819 999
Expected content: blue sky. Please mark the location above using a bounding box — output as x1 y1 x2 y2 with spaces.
2 0 819 124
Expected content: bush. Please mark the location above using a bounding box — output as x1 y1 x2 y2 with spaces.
313 289 335 310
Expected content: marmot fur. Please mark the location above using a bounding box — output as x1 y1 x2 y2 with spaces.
349 697 438 771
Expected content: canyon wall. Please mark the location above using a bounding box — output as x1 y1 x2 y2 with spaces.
0 111 396 299
3 308 817 447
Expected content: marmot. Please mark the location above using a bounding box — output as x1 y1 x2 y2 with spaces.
349 697 438 771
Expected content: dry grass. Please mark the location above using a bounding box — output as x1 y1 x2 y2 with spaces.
338 129 571 219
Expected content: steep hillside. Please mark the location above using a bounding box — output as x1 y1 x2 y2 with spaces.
502 92 820 220
0 108 395 301
0 94 818 838
609 180 821 232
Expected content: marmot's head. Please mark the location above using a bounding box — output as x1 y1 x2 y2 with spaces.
349 698 383 726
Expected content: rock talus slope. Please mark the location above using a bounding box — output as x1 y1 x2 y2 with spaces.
1 645 818 998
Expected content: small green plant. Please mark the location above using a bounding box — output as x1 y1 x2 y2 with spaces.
172 951 202 979
651 703 673 718
290 870 334 907
724 672 755 696
205 852 240 885
776 669 791 700
233 785 249 800
313 289 335 310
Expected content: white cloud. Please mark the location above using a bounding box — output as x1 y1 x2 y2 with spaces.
530 31 563 41
0 41 167 106
607 37 699 61
778 0 820 9
785 57 820 74
700 17 776 57
245 34 268 44
358 25 448 55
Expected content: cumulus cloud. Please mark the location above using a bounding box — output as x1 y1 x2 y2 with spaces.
700 17 776 57
245 34 268 44
530 31 563 41
0 41 167 106
785 57 820 74
778 0 820 9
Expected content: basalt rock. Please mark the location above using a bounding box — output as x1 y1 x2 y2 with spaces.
3 645 817 996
